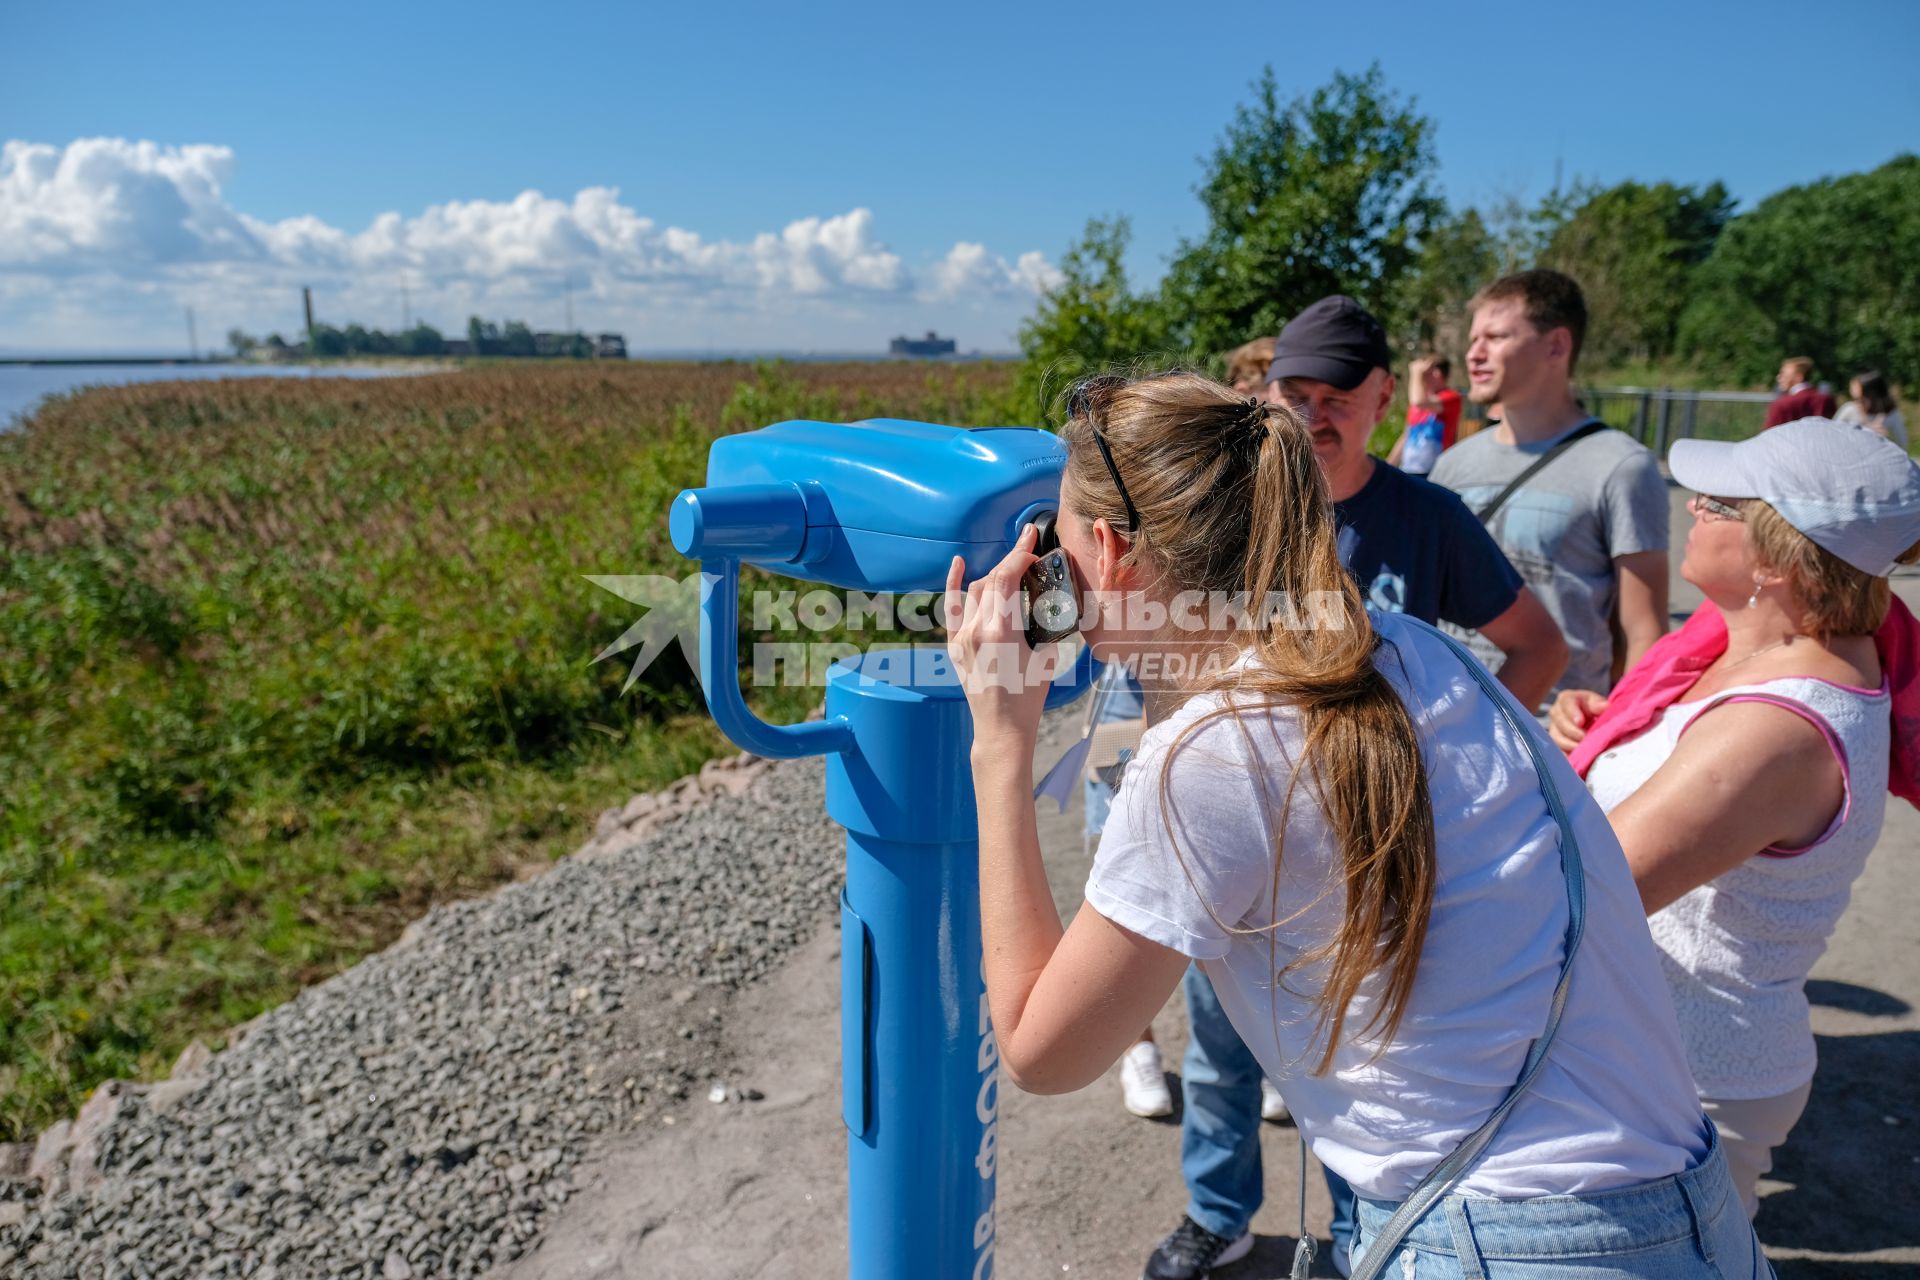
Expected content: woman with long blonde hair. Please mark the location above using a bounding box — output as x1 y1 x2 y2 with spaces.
945 372 1766 1279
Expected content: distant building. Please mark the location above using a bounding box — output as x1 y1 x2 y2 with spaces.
441 339 473 357
595 333 628 359
890 331 957 358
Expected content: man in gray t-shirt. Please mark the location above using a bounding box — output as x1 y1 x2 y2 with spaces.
1430 270 1670 697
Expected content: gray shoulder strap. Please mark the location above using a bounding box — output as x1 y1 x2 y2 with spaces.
1335 623 1590 1280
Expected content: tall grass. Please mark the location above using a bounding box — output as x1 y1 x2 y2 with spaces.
0 359 1023 1139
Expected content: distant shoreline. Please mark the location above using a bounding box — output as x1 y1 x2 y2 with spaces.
0 352 1024 368
0 356 452 370
0 356 221 367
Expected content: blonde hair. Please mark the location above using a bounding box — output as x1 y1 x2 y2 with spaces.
1225 337 1277 390
1782 356 1816 384
1747 500 1920 636
1059 371 1435 1073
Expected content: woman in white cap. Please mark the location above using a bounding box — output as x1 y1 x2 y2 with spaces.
1549 417 1920 1218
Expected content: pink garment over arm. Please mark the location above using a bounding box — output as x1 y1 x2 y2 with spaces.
1568 597 1920 810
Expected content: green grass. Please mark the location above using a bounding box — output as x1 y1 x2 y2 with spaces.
0 359 1023 1139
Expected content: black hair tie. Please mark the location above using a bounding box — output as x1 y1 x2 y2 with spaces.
1225 397 1271 456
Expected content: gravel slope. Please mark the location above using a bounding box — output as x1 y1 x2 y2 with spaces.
0 757 841 1279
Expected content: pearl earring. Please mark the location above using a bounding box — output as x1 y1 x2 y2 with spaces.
1747 576 1763 610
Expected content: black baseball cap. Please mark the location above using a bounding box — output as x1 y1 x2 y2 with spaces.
1264 295 1391 391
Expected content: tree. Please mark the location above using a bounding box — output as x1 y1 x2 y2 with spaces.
501 321 536 358
1159 65 1444 357
1014 217 1170 422
1395 206 1499 355
398 324 444 357
1679 155 1920 387
1538 180 1734 367
307 324 348 358
227 329 258 357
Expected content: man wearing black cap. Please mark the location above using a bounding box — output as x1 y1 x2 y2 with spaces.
1141 296 1568 1280
1264 295 1566 693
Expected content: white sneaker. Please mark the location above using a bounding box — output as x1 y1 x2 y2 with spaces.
1260 1077 1289 1123
1120 1040 1174 1118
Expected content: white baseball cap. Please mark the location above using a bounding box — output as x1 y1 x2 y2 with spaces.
1670 417 1920 576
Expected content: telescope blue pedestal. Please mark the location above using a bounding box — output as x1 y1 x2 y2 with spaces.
829 653 997 1279
671 420 1092 1279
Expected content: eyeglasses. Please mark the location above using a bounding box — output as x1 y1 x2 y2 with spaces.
1067 376 1143 537
1691 494 1746 523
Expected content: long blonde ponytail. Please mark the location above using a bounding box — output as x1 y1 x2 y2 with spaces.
1060 371 1435 1073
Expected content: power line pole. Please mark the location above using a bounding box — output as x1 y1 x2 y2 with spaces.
186 306 198 361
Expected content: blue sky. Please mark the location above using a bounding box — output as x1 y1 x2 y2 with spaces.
4 0 1916 354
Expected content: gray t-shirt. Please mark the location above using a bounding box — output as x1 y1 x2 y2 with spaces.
1428 421 1668 697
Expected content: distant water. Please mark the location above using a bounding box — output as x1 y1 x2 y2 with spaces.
0 363 428 429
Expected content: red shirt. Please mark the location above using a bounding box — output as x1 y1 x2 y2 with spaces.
1764 385 1838 429
1406 387 1463 447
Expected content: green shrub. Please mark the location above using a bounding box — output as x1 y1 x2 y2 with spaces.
0 359 1020 1138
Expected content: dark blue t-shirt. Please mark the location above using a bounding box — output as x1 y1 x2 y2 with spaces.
1333 460 1522 629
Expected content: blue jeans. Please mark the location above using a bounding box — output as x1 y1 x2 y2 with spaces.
1351 1123 1772 1279
1180 965 1264 1239
1326 1166 1356 1269
1083 666 1145 837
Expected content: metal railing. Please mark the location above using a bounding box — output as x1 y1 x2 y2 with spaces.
1577 386 1779 452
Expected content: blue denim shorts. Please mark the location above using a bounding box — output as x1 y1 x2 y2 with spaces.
1351 1125 1773 1279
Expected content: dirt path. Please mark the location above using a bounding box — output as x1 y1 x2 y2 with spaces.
500 488 1919 1279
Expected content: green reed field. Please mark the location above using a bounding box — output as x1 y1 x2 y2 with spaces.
0 360 1023 1140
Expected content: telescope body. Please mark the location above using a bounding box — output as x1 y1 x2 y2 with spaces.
671 419 1067 592
671 418 1090 1279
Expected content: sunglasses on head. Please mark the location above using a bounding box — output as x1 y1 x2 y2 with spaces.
1066 376 1143 538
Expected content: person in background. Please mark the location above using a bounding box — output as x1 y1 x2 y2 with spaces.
1224 335 1277 396
1763 356 1838 428
1137 296 1562 1278
1549 420 1920 1218
1107 331 1281 1121
1429 269 1670 702
946 371 1765 1280
1836 369 1908 447
1387 353 1462 475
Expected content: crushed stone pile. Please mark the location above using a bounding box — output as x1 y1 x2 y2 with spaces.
0 754 840 1279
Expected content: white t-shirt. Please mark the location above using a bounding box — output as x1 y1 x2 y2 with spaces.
1086 613 1707 1201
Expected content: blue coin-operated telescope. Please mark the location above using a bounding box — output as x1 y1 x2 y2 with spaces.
670 420 1093 1279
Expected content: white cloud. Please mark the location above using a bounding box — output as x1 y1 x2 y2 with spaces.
0 139 262 268
925 241 1065 302
1011 250 1065 296
0 138 1057 329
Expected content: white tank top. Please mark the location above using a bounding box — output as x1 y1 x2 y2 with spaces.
1585 676 1890 1098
